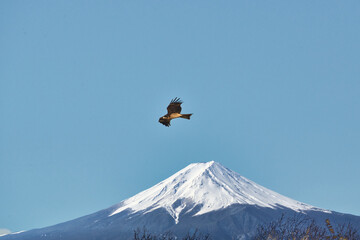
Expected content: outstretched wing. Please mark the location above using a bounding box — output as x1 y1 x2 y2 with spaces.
167 97 182 114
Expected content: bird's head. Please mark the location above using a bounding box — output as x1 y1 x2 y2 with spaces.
159 117 170 127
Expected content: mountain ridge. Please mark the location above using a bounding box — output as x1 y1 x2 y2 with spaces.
110 161 328 222
2 161 359 240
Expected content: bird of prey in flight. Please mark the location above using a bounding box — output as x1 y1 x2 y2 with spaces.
159 97 192 127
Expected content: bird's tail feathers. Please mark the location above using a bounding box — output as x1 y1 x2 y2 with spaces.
180 114 192 120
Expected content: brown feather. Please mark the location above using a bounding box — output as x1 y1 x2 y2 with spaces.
167 97 182 114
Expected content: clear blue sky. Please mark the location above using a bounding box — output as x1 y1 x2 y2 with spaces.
1 0 359 234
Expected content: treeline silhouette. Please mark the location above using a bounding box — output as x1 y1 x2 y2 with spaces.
131 215 359 240
254 214 360 240
133 228 211 240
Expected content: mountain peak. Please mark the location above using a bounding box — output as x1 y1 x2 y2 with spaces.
182 160 217 172
7 161 353 240
110 161 322 223
204 160 216 166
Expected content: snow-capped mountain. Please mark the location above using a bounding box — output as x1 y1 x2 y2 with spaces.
110 161 323 221
2 161 360 240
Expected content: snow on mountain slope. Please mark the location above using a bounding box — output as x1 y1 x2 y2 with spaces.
2 161 358 240
110 161 327 223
